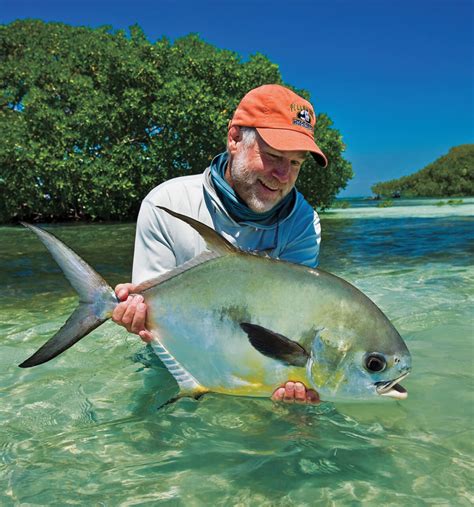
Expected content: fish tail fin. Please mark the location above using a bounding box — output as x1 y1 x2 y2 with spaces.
19 223 118 368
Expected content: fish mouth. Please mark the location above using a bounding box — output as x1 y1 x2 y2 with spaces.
375 372 410 400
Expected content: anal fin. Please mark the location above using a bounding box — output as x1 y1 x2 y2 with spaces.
150 338 208 398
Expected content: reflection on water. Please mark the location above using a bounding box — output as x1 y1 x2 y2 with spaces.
320 215 474 276
1 199 473 505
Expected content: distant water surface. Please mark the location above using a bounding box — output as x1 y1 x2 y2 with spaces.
1 198 473 506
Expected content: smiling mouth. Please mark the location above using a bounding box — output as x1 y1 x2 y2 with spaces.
258 180 279 192
375 372 410 400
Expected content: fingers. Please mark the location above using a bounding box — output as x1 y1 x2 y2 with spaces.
271 387 286 401
114 283 136 301
111 294 151 343
112 298 129 325
284 381 296 401
271 381 320 404
139 330 154 343
122 295 143 328
306 389 320 404
294 381 306 403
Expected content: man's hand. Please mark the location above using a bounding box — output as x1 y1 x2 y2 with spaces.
272 381 320 404
112 283 153 342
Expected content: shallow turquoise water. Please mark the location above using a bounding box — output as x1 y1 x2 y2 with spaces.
1 199 473 506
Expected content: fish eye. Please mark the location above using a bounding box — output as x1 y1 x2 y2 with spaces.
364 353 387 373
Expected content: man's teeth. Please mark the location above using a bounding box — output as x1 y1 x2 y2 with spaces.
260 181 279 191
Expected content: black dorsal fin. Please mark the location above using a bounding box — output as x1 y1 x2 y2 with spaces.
157 206 238 256
240 322 310 367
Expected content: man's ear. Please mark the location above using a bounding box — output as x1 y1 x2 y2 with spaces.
227 126 242 156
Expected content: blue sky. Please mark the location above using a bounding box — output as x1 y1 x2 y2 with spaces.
2 0 473 196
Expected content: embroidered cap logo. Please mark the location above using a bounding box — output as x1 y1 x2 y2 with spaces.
298 109 311 123
293 108 313 131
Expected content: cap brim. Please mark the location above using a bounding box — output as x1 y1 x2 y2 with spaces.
257 127 328 168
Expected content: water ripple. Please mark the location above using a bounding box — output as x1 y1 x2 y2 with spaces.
1 208 473 505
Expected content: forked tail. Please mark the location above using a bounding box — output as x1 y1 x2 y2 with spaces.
19 223 118 368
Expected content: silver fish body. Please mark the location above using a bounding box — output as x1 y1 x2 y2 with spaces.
143 251 411 401
19 207 411 402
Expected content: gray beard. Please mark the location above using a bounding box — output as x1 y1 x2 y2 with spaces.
230 151 281 213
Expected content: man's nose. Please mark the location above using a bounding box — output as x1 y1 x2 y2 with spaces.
272 160 291 183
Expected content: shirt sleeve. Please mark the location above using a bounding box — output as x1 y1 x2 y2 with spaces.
132 198 177 284
278 209 321 268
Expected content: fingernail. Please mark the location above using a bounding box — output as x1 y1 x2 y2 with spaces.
139 331 151 343
138 303 146 311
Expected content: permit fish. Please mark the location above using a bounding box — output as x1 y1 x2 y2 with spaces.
19 207 411 402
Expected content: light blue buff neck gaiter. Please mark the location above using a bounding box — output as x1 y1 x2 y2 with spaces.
209 152 296 225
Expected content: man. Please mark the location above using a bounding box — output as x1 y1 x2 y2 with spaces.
113 84 328 404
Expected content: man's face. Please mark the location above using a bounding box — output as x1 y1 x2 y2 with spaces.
226 134 307 213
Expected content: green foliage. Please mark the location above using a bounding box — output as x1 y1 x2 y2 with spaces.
376 199 393 208
0 20 352 222
371 145 474 198
436 199 464 206
331 200 351 209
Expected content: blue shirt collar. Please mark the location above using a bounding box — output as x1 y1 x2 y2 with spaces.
209 152 296 225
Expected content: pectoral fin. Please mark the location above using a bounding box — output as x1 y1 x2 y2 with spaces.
240 323 309 367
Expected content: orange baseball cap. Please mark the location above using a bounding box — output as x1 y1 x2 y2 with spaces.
229 84 328 167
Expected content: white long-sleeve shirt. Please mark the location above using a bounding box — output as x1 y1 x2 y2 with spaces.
132 167 321 284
